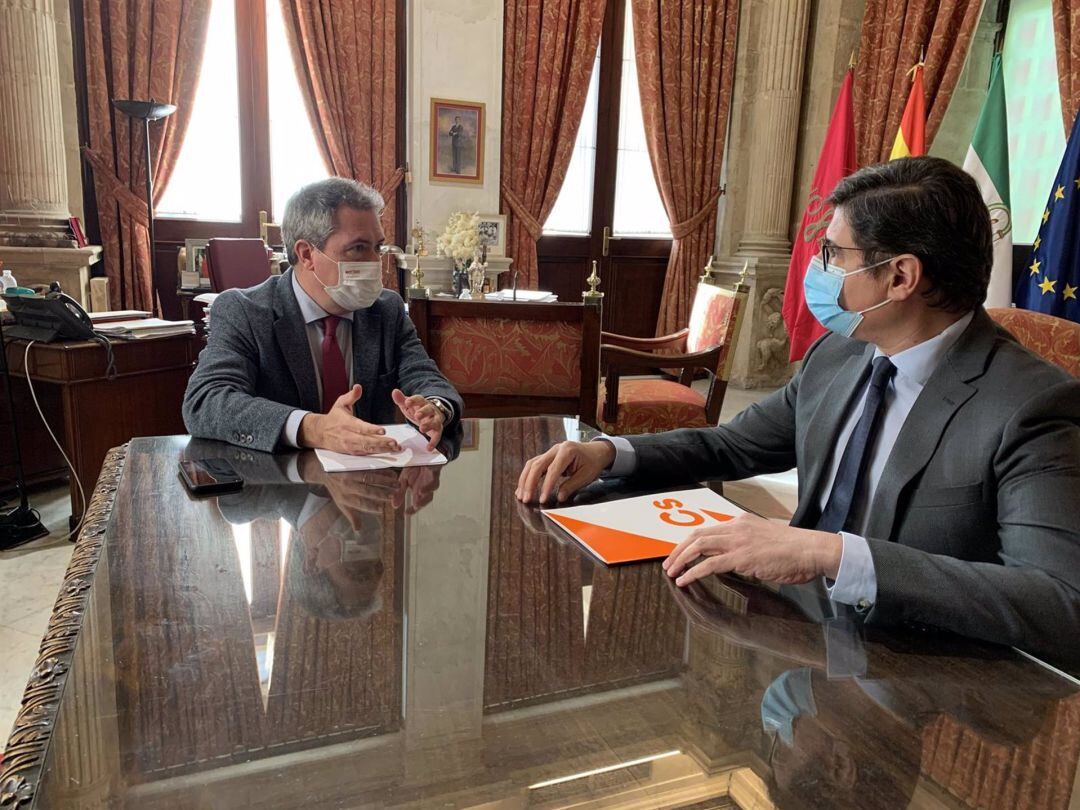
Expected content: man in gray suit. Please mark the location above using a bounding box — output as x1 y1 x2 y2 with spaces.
183 178 462 455
517 157 1080 661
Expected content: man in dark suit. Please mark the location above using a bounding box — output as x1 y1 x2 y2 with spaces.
183 178 462 455
517 157 1080 661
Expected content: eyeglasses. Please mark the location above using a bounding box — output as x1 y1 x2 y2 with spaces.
819 240 864 275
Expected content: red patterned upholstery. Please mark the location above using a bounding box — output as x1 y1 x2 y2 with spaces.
687 283 739 354
430 316 582 396
987 307 1080 378
597 379 708 435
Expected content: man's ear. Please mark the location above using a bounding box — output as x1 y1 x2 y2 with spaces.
888 253 923 302
294 240 315 271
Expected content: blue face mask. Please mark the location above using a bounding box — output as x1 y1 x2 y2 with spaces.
803 254 894 338
761 667 818 748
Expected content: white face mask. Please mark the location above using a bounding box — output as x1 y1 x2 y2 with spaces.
313 247 383 311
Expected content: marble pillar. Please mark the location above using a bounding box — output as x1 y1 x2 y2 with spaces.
0 0 74 246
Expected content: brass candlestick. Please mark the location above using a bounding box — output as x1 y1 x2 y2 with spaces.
583 260 603 301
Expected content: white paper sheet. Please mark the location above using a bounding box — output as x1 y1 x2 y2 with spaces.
314 424 448 472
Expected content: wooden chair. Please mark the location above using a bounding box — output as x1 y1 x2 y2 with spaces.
598 281 748 435
986 307 1080 377
407 294 602 425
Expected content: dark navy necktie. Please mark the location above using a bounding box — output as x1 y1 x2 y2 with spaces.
816 356 897 534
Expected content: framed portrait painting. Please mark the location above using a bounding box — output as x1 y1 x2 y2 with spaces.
430 98 485 185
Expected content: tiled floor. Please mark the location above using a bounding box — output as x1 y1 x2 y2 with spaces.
0 383 793 745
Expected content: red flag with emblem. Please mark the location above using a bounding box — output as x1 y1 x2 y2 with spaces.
782 68 857 362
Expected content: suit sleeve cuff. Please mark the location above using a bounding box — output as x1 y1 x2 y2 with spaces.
826 532 877 609
593 435 636 477
282 409 310 449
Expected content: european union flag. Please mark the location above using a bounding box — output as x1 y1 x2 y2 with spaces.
1014 107 1080 322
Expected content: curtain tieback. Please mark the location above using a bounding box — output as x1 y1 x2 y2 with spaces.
501 186 543 240
83 146 150 223
378 166 406 201
670 188 724 240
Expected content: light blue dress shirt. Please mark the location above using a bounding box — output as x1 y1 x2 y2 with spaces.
601 311 975 609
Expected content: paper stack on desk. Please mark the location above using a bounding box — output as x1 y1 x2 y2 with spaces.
94 318 195 339
543 488 747 565
315 424 448 472
484 289 557 302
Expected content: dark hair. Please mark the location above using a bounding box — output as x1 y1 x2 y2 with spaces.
827 156 992 313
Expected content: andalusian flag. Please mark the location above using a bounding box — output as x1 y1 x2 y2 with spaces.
889 62 926 159
963 53 1012 308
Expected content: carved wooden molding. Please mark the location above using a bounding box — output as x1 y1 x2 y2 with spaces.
0 444 127 810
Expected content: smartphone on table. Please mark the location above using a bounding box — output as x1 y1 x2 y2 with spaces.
178 458 244 496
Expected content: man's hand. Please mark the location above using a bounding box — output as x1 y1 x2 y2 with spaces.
516 440 616 503
298 385 402 455
662 513 843 587
392 389 444 451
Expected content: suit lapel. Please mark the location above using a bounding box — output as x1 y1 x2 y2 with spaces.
351 306 382 421
272 269 321 413
790 343 874 527
863 309 995 540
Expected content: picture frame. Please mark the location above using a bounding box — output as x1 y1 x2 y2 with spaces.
430 98 485 185
476 213 507 257
184 238 212 289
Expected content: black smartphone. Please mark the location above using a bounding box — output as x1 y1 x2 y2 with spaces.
178 458 244 496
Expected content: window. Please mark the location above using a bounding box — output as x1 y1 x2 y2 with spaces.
1003 0 1066 243
156 0 243 220
543 50 601 235
543 2 669 237
157 0 334 225
611 13 669 237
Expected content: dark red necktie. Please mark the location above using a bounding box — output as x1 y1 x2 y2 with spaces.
320 315 349 413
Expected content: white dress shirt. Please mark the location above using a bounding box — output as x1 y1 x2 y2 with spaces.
601 311 975 609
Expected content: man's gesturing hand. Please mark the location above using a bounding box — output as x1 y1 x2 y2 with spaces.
298 384 402 455
516 440 616 503
392 388 444 451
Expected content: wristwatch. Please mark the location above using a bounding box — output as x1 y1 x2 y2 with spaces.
425 396 454 425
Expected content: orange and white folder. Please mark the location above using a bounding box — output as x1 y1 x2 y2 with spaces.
542 488 746 565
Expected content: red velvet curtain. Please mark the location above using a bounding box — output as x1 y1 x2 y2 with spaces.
631 0 739 337
82 0 210 311
500 0 607 290
280 0 403 286
853 0 983 167
1053 0 1080 131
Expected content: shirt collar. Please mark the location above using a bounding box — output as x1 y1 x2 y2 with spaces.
873 310 975 388
291 270 331 325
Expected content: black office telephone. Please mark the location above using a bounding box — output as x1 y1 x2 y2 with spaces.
2 289 96 342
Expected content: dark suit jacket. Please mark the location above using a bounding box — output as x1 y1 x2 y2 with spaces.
182 269 462 453
624 308 1080 661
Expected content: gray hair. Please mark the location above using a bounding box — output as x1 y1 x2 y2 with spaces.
281 177 385 265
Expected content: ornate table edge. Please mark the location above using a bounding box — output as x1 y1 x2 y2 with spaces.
1 443 127 810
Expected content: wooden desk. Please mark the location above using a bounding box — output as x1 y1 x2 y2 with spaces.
4 419 1079 809
1 334 198 526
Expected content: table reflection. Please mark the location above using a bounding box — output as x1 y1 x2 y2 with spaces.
29 417 1080 810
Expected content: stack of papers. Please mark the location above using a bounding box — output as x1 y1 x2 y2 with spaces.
315 424 448 471
484 289 558 302
543 488 747 565
95 317 195 340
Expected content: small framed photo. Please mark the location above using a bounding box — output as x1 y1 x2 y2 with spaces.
430 98 485 185
185 238 211 288
476 214 507 257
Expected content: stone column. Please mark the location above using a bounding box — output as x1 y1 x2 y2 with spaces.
712 0 815 388
736 0 813 257
0 0 73 245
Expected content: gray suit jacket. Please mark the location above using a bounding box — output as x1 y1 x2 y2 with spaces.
624 308 1080 662
182 269 463 453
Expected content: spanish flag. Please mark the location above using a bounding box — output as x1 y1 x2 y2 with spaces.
889 61 926 159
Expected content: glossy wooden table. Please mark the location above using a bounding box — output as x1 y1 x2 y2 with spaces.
3 418 1079 809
